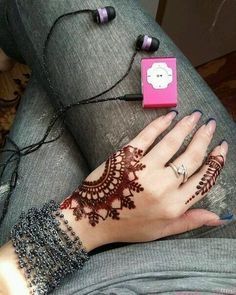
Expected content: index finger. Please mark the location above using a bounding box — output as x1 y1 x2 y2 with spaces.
127 110 178 154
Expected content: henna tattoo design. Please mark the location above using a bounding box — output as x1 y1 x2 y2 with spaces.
185 154 225 204
60 145 146 226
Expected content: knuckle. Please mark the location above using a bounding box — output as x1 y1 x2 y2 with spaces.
139 123 160 143
184 220 193 233
149 118 165 132
198 128 212 141
154 185 167 198
145 181 167 201
149 121 161 134
181 117 193 128
139 131 152 145
165 134 180 147
190 149 204 166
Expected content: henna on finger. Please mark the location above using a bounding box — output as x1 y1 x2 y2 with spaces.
185 154 225 205
60 145 146 226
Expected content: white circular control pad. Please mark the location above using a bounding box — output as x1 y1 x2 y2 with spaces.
147 62 173 89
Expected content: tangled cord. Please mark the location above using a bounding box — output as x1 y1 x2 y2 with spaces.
0 8 143 227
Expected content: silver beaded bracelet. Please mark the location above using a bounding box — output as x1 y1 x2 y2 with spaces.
10 200 90 295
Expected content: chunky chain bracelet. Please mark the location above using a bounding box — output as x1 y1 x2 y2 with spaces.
10 200 90 295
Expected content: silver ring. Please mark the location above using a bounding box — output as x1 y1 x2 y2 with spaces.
167 163 188 184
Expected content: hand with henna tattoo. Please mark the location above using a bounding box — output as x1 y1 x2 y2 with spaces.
60 111 229 250
0 111 230 295
61 145 146 226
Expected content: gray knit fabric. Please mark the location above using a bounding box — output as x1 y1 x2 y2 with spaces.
54 238 236 295
0 0 236 294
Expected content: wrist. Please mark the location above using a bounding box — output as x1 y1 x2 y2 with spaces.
9 201 90 294
61 209 114 252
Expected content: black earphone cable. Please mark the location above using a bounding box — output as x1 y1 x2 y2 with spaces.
42 7 139 103
43 9 92 101
0 7 144 227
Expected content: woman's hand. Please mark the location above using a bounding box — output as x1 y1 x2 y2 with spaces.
0 110 229 295
61 111 229 248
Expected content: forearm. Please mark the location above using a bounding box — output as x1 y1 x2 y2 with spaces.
0 242 29 295
0 279 7 295
0 202 113 295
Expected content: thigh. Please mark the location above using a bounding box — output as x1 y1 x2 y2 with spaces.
52 239 236 295
0 77 89 245
5 0 236 238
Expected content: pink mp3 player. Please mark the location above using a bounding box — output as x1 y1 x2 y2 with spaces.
141 57 177 108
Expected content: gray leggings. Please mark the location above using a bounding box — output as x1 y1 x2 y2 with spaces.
0 0 236 293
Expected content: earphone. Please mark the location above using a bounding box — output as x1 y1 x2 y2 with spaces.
136 34 160 52
92 6 116 24
0 6 161 227
88 6 160 53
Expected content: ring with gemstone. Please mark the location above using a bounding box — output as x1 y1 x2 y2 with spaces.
167 162 188 184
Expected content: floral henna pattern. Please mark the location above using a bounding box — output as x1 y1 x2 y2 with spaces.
185 154 225 204
60 145 146 226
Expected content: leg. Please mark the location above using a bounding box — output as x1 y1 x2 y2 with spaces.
51 238 236 295
0 76 89 245
0 80 234 293
1 0 236 238
0 83 234 295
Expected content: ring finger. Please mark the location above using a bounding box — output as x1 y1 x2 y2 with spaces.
165 118 217 186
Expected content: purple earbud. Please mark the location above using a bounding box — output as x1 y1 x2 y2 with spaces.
136 35 160 52
92 6 116 24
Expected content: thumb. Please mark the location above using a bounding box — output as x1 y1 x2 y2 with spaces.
164 209 227 236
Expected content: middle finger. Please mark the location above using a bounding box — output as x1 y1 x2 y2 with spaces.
143 110 202 166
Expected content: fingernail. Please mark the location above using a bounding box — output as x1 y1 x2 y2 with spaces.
191 109 203 115
188 110 202 124
205 118 216 125
219 139 227 145
205 214 234 226
219 214 233 221
165 110 178 121
220 140 228 156
205 118 216 135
